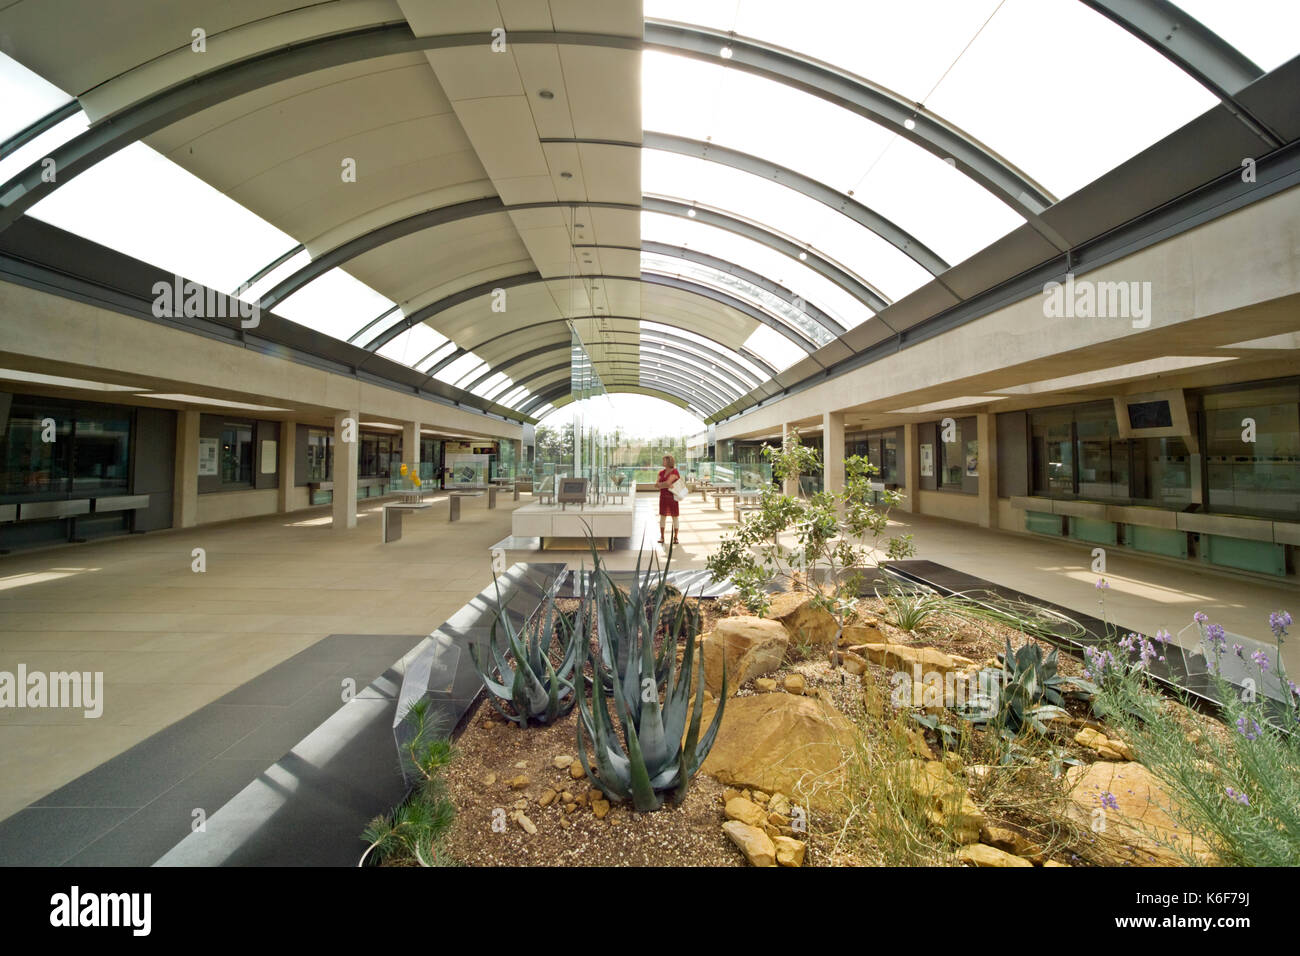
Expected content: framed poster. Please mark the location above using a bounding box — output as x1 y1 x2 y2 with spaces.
919 443 934 479
198 437 219 476
964 440 979 478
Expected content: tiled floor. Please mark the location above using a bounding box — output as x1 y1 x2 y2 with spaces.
1 488 1294 835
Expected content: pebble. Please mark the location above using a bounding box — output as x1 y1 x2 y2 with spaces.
508 775 530 790
539 789 558 808
482 773 497 786
515 813 537 835
553 755 574 769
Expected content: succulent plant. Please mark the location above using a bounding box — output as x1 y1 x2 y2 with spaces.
575 541 725 811
470 581 583 728
964 638 1100 739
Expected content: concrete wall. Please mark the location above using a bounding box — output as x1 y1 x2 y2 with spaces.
196 488 280 525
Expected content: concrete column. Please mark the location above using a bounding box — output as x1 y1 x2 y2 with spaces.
822 411 845 495
402 420 421 477
900 422 920 513
977 412 998 529
172 409 200 529
333 409 359 530
781 423 799 496
278 420 296 513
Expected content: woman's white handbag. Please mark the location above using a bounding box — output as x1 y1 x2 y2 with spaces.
670 477 688 501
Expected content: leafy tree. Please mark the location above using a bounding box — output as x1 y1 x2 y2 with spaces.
706 427 915 664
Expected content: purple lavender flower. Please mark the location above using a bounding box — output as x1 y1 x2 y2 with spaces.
1154 629 1171 645
1205 623 1226 654
1269 610 1292 642
1225 786 1250 806
1099 791 1119 811
1235 716 1261 741
1096 578 1109 590
1233 643 1244 658
1251 650 1271 673
1194 611 1208 625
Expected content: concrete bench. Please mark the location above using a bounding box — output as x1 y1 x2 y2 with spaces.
382 502 432 542
449 489 494 520
733 492 763 522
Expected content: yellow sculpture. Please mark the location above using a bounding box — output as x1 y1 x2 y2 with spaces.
400 463 409 476
412 476 422 487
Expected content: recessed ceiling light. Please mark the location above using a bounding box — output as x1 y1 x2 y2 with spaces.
687 208 697 218
798 251 808 261
720 45 733 59
538 89 555 99
903 117 916 131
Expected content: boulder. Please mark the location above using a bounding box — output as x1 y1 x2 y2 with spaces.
841 624 888 646
701 617 789 696
724 796 767 829
783 674 806 695
840 650 869 676
979 824 1043 861
698 694 855 809
957 844 1032 867
754 677 778 693
892 759 986 844
850 643 973 677
773 836 807 867
767 592 839 648
1065 761 1213 866
722 820 777 867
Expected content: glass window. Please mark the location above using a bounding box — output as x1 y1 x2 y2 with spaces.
882 433 899 485
1203 383 1300 518
939 427 963 488
1173 0 1300 73
72 406 130 493
1031 408 1074 497
220 423 253 486
1132 436 1192 511
1 398 73 495
1076 404 1128 499
306 429 332 482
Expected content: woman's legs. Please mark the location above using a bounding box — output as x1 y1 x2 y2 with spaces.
671 515 679 543
658 514 666 542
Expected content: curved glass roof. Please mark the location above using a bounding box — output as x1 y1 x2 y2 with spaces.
2 0 1297 421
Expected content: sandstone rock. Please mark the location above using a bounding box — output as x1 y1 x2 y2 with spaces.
697 693 855 809
754 678 778 692
724 796 767 828
591 799 611 820
763 823 780 839
768 593 839 649
561 791 574 804
768 793 791 817
850 643 968 677
559 817 572 829
574 791 588 806
701 617 790 697
722 820 777 867
942 752 963 776
1042 860 1069 867
1074 727 1107 749
840 650 869 676
783 674 806 695
508 775 529 790
482 773 497 786
564 803 577 814
893 759 986 844
538 789 558 808
773 836 806 867
980 824 1042 860
515 813 537 835
958 843 1032 867
723 788 743 802
513 798 528 810
840 624 888 647
1065 761 1214 865
751 790 770 805
862 683 884 719
569 761 586 780
553 755 574 769
891 720 935 760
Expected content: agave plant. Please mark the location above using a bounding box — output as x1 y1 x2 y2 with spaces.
469 581 583 728
957 637 1096 739
575 541 726 811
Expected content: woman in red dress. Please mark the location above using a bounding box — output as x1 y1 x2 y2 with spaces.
655 454 681 546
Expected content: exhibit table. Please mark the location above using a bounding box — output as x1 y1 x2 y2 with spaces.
510 500 636 549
